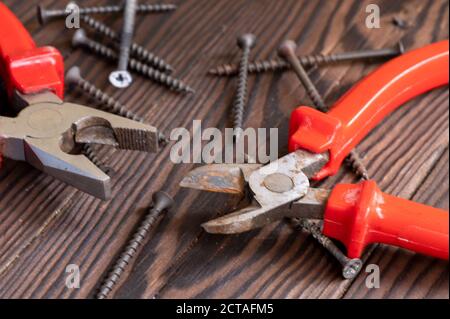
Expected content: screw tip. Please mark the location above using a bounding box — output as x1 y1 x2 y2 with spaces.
65 66 82 85
237 33 257 49
72 28 87 47
278 40 298 58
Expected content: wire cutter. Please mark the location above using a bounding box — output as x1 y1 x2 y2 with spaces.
181 40 449 262
0 3 164 200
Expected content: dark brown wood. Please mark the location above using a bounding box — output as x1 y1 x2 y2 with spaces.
0 0 448 299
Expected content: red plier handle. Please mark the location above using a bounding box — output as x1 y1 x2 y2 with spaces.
323 180 448 260
0 3 64 100
289 40 449 180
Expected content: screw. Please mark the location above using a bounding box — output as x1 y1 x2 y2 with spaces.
96 191 174 299
108 0 138 88
77 14 173 73
37 3 177 25
294 219 363 279
72 30 194 94
278 40 328 112
208 42 405 76
82 144 113 175
278 40 369 180
232 33 257 141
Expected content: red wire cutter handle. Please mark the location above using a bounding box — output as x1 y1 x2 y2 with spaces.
0 3 64 99
289 40 449 180
323 181 449 260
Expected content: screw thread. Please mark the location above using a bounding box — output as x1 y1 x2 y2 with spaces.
79 3 177 15
232 46 251 134
96 194 171 299
81 15 173 72
294 219 348 264
75 36 192 93
346 150 370 180
82 144 111 174
128 59 195 94
76 77 142 121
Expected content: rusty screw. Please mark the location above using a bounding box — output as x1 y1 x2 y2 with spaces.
278 40 328 112
232 33 257 142
37 3 177 25
209 42 405 76
65 66 168 145
278 40 369 180
97 191 174 299
79 14 174 73
72 29 194 94
295 219 362 279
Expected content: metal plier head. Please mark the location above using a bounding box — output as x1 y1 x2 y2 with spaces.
181 150 329 233
0 92 161 199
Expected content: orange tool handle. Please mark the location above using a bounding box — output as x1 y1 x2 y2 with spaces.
322 180 449 260
289 40 449 180
0 3 64 99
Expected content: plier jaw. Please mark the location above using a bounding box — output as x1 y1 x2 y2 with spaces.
0 94 163 200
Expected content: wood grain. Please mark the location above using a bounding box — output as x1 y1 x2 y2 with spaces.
0 0 448 299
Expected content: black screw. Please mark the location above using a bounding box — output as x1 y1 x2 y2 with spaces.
278 40 328 112
72 29 194 94
37 3 177 25
208 42 405 76
76 14 173 73
96 191 174 299
278 40 369 180
232 33 256 141
295 219 363 279
82 144 113 175
109 0 138 88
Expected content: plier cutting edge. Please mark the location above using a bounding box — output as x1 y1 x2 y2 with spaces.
181 40 450 274
0 3 164 200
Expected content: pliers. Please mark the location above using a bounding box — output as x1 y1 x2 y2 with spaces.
0 3 164 200
180 41 450 267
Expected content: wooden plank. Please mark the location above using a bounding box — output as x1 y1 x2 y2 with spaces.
0 0 447 299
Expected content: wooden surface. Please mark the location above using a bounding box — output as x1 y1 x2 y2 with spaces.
0 0 448 299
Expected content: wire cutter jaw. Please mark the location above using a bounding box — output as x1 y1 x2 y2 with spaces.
0 93 161 199
181 150 329 233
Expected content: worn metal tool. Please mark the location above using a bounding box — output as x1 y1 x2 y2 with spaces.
181 41 450 277
109 0 138 88
0 3 164 199
208 43 404 76
37 3 177 25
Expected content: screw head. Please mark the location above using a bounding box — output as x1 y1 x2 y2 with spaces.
72 29 87 47
237 33 257 49
152 191 174 212
278 40 298 59
65 66 82 86
36 5 48 26
342 258 363 279
109 70 133 88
